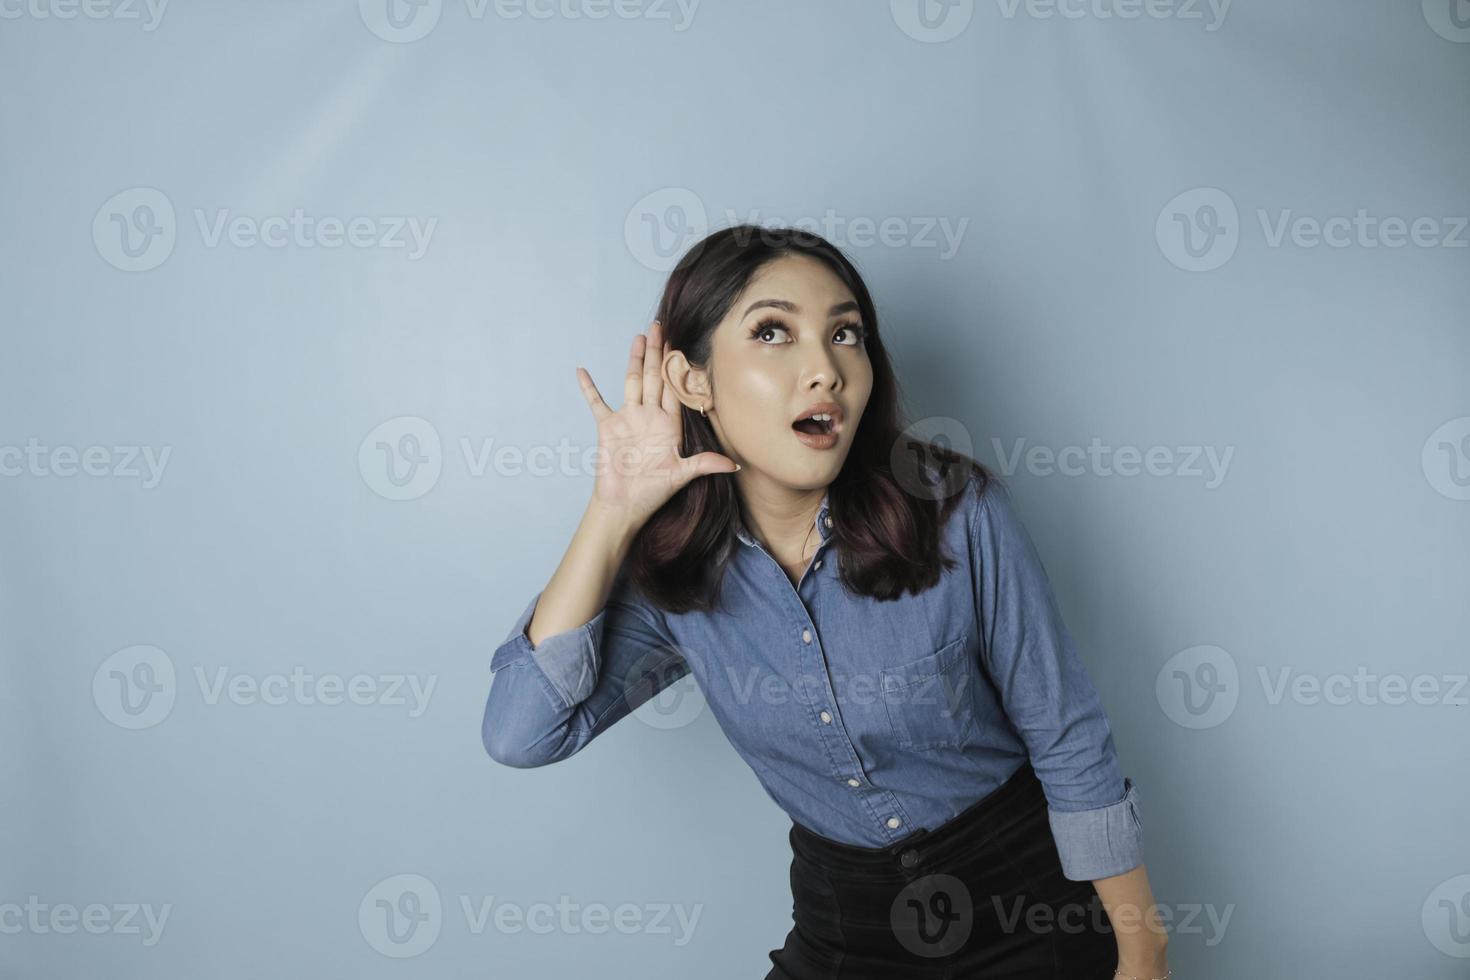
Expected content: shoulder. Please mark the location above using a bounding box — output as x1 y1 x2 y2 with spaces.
956 462 1008 528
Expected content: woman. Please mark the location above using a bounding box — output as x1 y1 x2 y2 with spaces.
482 225 1171 979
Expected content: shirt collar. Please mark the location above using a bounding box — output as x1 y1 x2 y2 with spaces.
732 490 833 549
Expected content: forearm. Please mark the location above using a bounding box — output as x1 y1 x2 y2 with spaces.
526 500 640 647
1092 863 1170 977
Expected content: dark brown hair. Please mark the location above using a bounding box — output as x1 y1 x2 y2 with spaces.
629 224 998 613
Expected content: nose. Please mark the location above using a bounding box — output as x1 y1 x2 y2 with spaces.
801 344 842 392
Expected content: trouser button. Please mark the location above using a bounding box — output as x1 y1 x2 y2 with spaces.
899 849 919 869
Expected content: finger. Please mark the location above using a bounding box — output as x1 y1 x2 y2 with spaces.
623 332 646 407
642 320 664 407
681 452 740 483
576 366 613 422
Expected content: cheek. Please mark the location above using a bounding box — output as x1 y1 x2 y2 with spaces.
719 358 785 412
725 384 787 439
715 365 794 448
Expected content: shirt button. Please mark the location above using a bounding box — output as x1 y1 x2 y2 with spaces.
801 629 812 644
846 777 860 787
824 516 833 528
886 816 902 829
819 710 832 724
813 559 823 570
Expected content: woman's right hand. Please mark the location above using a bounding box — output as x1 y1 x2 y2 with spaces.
576 319 739 536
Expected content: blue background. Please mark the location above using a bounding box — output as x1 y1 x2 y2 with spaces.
1 0 1467 976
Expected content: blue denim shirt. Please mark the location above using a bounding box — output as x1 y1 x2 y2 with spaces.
483 472 1144 881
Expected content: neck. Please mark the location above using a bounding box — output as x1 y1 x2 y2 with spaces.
735 476 826 562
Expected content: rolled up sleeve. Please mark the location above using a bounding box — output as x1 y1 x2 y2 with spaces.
483 572 688 768
1047 776 1144 880
970 477 1145 880
490 590 604 709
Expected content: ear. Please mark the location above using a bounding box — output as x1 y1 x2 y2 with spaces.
663 348 711 412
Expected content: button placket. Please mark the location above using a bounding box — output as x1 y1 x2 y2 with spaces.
751 507 915 844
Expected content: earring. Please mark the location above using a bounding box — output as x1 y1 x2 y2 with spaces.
700 403 707 417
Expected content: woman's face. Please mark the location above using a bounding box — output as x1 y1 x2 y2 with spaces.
693 253 874 491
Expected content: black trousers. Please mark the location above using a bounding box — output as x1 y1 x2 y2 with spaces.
764 762 1118 979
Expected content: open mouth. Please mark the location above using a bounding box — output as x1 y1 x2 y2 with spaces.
792 417 835 436
790 402 844 440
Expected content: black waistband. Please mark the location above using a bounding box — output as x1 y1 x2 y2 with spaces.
788 760 1043 872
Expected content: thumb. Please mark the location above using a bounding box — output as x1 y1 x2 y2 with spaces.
681 452 741 482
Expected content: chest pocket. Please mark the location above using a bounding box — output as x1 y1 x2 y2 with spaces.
880 633 978 751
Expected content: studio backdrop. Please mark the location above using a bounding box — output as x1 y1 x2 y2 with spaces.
1 1 1466 977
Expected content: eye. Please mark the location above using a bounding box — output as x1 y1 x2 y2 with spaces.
834 322 866 346
748 316 792 344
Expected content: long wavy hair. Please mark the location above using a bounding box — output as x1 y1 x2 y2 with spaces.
628 224 998 613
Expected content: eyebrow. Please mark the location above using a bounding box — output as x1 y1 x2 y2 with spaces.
742 299 861 320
